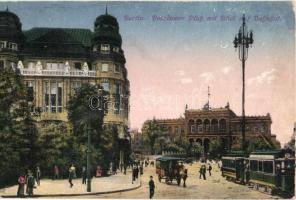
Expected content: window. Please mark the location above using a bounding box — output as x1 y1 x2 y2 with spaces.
260 126 266 133
198 125 203 133
114 64 120 72
191 125 196 133
44 81 63 113
74 62 81 70
102 82 109 92
101 44 110 52
254 127 259 133
181 128 184 134
26 81 35 104
46 63 64 70
250 160 258 171
263 161 273 174
113 46 119 52
58 83 62 113
258 161 263 171
102 63 109 72
8 42 17 50
71 82 81 95
44 81 49 112
50 82 57 113
0 41 6 48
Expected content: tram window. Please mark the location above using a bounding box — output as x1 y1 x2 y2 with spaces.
263 161 273 174
258 161 263 171
250 160 258 171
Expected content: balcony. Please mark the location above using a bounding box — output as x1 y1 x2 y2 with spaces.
19 68 96 77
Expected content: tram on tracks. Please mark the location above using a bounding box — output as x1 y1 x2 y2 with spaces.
221 150 295 197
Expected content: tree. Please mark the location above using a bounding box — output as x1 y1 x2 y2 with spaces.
0 66 39 186
67 83 114 174
209 138 224 158
142 119 162 155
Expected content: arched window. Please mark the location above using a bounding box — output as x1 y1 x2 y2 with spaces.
196 119 203 133
219 119 227 132
211 119 218 133
188 119 195 134
204 119 210 133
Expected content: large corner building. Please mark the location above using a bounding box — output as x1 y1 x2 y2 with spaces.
0 8 130 135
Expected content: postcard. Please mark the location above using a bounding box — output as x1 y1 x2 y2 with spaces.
0 1 294 199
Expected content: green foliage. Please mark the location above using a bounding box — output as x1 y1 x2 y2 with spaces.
247 139 273 153
67 83 117 175
209 138 224 158
0 67 39 186
142 119 163 154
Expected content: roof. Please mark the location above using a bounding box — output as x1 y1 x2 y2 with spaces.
24 27 92 47
156 156 185 162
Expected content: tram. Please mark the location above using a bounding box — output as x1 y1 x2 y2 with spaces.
221 150 295 197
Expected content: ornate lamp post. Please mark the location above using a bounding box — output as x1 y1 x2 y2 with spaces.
233 14 254 151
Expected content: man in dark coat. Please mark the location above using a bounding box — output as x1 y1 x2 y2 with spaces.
149 176 155 199
26 171 35 196
82 166 87 184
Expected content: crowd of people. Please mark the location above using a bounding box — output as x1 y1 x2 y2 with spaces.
15 157 219 198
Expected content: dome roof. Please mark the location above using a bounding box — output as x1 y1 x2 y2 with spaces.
0 9 23 41
94 13 119 29
92 11 122 46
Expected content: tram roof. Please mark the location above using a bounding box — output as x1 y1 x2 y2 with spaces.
156 156 185 162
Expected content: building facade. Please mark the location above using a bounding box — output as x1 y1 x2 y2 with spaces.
0 8 130 136
154 103 280 151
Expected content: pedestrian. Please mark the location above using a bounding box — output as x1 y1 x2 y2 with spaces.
182 169 188 187
135 165 139 179
140 163 144 175
82 166 87 184
68 164 75 188
53 165 59 180
199 164 206 180
36 166 41 186
124 164 127 175
26 170 35 196
132 165 136 183
96 166 102 177
25 169 30 194
149 176 155 199
208 163 212 176
245 164 250 185
17 173 26 197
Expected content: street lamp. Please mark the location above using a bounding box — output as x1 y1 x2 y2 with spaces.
233 14 254 151
87 88 104 192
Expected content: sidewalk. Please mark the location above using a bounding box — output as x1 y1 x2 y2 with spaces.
0 171 141 197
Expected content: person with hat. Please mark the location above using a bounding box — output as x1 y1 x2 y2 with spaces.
149 176 155 199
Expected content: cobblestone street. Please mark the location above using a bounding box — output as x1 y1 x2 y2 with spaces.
64 161 281 199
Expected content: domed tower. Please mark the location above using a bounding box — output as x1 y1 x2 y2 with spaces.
91 8 130 136
0 8 24 69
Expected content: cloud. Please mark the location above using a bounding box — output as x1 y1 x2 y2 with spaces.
247 68 277 85
222 66 232 74
199 72 214 83
180 78 193 84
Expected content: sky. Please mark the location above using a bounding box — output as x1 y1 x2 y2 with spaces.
1 1 295 146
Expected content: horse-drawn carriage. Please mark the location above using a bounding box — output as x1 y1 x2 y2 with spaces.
156 156 185 185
